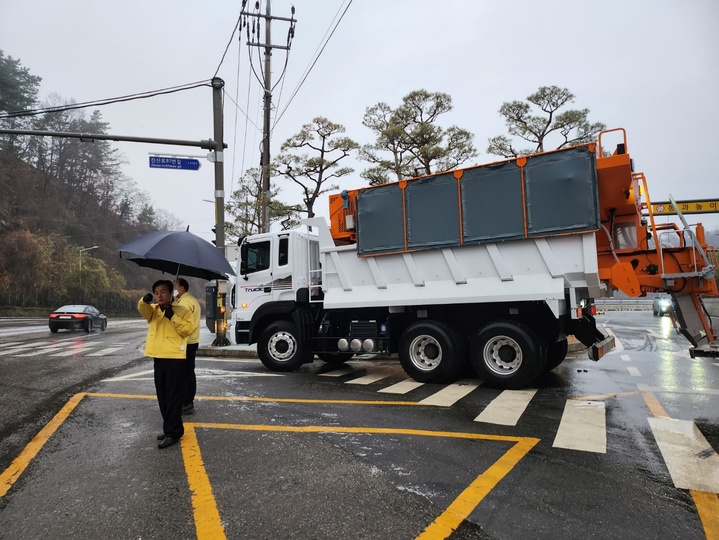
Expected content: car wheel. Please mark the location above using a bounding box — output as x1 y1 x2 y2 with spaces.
470 320 545 389
257 321 308 371
101 319 107 331
49 326 58 333
398 320 466 383
85 319 93 333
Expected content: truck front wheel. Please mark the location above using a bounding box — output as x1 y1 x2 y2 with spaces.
257 321 307 372
470 321 545 389
399 321 465 383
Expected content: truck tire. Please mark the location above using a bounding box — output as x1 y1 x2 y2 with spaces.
399 321 466 384
544 337 568 371
317 351 354 365
470 321 545 389
257 321 307 372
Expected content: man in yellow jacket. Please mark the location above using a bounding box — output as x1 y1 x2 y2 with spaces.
174 277 201 415
138 279 194 449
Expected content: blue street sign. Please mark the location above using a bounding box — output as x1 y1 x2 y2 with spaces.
149 156 201 170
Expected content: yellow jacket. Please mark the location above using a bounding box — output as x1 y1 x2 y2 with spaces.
137 298 193 359
175 291 201 345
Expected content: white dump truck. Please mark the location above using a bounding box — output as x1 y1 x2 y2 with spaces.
228 129 718 388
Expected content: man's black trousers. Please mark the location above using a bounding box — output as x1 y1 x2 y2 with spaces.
154 358 184 439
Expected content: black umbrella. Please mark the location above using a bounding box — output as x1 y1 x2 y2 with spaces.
116 230 235 281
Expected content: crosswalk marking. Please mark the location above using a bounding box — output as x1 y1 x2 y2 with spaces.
50 345 98 357
419 380 481 407
87 347 124 356
318 366 360 377
621 354 631 362
346 367 399 385
648 417 719 492
553 400 606 453
0 343 38 356
378 378 424 394
627 366 641 377
474 389 537 426
15 344 64 357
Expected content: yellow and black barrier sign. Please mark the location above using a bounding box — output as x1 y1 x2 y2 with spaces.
650 199 719 215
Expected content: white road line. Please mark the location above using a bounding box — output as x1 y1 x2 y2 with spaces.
474 389 537 426
605 327 623 352
419 380 481 407
378 378 424 394
14 344 64 357
318 366 360 377
0 344 38 356
103 369 155 381
648 417 719 492
87 347 124 356
636 383 719 396
621 354 631 362
627 366 641 377
49 345 98 357
346 367 399 385
714 362 719 367
553 400 606 453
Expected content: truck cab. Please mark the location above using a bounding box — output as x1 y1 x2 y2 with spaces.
232 229 320 345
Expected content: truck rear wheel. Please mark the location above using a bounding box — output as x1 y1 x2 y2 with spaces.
399 321 465 383
257 321 307 372
470 321 545 389
544 338 568 371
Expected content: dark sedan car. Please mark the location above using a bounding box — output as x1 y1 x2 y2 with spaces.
49 305 107 333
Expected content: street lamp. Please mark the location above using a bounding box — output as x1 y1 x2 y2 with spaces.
79 246 99 286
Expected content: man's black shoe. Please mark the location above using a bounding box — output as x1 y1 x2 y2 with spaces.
158 437 179 449
157 433 166 441
181 403 194 415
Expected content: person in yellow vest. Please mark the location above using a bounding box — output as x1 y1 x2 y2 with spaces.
174 277 201 415
138 279 193 449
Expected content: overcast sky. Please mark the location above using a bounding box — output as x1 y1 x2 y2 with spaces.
2 0 719 241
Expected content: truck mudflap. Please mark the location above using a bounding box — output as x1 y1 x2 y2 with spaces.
588 335 616 361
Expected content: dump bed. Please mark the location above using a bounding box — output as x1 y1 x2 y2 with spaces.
305 219 604 318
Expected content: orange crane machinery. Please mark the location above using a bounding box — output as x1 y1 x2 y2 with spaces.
595 128 718 357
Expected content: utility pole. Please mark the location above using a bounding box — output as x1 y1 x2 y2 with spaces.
211 77 230 346
243 1 296 233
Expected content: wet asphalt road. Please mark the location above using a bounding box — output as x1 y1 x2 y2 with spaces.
0 312 717 539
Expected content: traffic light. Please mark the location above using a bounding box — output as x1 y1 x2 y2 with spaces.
211 226 217 246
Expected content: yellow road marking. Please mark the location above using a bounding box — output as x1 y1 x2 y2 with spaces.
640 389 719 538
187 422 539 539
1 392 536 540
181 426 226 540
88 392 424 406
691 491 719 540
639 390 669 418
0 392 87 497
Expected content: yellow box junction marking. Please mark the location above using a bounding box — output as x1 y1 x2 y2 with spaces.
185 422 539 540
0 392 538 540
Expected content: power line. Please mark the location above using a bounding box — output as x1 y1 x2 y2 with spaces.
0 81 212 119
273 0 353 128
